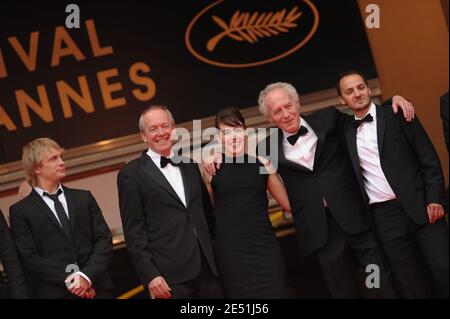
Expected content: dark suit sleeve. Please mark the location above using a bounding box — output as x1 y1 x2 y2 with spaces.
336 109 353 129
381 96 397 106
0 211 28 298
117 169 160 286
194 163 215 238
381 94 418 107
397 111 446 205
9 205 68 284
440 92 449 153
79 192 113 284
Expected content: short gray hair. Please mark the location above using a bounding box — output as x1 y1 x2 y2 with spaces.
139 105 175 132
258 82 300 116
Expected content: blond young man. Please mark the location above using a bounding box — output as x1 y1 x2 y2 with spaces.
9 138 114 299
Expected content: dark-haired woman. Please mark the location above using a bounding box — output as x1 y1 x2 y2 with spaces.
203 107 291 298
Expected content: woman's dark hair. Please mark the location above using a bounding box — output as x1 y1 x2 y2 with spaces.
215 107 246 129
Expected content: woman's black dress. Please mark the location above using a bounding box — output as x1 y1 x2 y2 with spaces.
211 155 288 298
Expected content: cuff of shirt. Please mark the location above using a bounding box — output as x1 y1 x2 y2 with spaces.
76 271 92 286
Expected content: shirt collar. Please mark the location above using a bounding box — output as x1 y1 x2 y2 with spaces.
34 183 64 196
354 102 376 120
283 117 311 139
146 148 174 168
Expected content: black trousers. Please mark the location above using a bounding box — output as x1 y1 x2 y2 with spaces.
371 199 449 298
316 209 396 298
169 247 223 299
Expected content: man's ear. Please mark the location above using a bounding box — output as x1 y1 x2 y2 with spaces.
339 96 346 106
32 164 41 176
368 87 372 97
141 133 147 143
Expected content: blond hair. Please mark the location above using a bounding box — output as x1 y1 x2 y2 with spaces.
22 138 62 186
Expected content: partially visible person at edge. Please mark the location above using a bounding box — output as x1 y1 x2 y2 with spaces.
0 209 28 298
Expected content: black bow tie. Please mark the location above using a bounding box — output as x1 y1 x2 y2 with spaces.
352 113 373 129
287 126 308 145
160 156 180 168
43 188 63 200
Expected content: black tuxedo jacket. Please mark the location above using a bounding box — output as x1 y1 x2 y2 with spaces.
344 105 445 224
260 107 370 256
117 153 218 287
9 187 113 298
0 210 28 298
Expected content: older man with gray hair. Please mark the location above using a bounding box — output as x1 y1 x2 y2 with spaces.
118 105 222 299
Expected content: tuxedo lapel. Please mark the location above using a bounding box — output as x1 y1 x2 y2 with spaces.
345 126 359 169
139 154 185 207
376 105 386 154
345 125 365 187
29 190 64 232
62 186 76 232
178 162 192 208
306 116 325 169
277 128 288 163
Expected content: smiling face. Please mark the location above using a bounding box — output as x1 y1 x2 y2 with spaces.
218 123 246 157
140 109 175 157
338 74 372 117
264 88 301 134
33 147 66 186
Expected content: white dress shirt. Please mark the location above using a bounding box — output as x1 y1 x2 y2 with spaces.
283 118 328 207
282 117 318 171
34 184 91 284
146 148 187 207
34 184 69 224
355 103 396 204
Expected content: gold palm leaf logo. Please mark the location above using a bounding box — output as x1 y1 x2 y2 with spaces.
207 6 302 52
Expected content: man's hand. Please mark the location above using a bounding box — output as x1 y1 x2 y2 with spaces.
203 153 222 176
82 287 96 299
392 95 415 121
427 203 445 224
65 273 93 298
148 276 171 299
